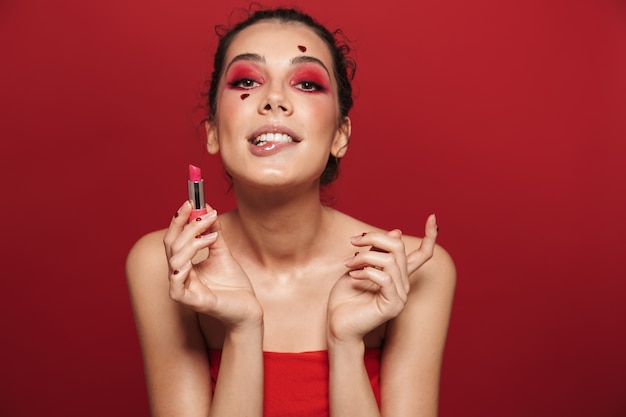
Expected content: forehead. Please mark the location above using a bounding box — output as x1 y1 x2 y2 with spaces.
225 20 334 68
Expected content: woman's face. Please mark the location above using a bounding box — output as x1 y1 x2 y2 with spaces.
206 20 350 190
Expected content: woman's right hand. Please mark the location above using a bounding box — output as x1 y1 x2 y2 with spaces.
163 201 263 330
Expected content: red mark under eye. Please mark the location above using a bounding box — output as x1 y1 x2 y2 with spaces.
298 45 307 52
240 93 250 100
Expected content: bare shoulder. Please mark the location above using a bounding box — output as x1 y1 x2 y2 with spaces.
406 232 455 273
125 228 168 287
380 231 456 415
330 208 456 289
326 208 388 235
332 209 454 268
403 233 456 290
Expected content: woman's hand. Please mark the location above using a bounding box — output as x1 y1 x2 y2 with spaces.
327 214 438 343
163 201 263 330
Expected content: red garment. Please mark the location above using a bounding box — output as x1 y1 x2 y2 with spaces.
208 349 381 417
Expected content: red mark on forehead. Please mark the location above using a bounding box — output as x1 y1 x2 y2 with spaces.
297 45 307 52
240 93 250 100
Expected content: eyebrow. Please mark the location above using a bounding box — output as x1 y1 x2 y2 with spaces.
291 55 331 78
225 53 331 78
225 53 264 73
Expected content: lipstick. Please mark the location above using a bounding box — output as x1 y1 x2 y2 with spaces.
188 164 207 222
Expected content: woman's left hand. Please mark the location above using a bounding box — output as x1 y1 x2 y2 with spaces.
327 214 438 344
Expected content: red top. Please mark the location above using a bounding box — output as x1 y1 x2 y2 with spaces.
208 349 382 417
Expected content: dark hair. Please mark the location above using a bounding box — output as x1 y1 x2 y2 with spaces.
205 5 356 185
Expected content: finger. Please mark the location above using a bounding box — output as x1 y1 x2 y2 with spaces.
163 200 193 257
177 205 218 242
168 231 218 272
350 229 404 253
169 209 218 256
168 260 193 301
346 250 401 278
384 229 410 293
350 229 409 292
406 214 438 275
198 212 240 261
350 230 407 271
386 228 403 240
349 267 408 307
168 263 219 313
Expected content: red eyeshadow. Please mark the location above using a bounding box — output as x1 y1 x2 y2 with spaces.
292 65 330 91
225 62 263 88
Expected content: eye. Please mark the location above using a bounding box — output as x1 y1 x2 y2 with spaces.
295 80 325 92
229 78 260 89
290 65 330 93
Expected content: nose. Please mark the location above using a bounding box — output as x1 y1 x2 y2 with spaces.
259 84 292 115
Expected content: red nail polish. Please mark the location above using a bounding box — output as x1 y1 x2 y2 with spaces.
195 235 201 239
361 232 367 236
354 252 359 256
195 216 203 221
174 212 179 218
173 270 180 275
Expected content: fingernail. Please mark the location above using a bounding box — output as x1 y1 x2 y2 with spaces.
343 252 358 263
174 212 179 218
195 210 217 221
172 270 180 275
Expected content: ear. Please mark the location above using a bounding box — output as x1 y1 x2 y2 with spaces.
331 116 351 158
205 120 220 154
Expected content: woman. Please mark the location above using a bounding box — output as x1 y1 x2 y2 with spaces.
126 7 456 417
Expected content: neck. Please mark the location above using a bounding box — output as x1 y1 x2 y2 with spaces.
227 184 335 267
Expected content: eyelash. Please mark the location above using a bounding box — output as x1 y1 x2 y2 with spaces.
227 77 325 92
294 80 325 92
228 78 260 89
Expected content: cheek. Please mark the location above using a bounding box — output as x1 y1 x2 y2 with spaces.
212 91 250 153
299 96 340 131
217 89 240 115
215 89 255 130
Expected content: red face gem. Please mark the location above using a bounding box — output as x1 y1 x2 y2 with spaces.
240 93 250 100
298 45 307 52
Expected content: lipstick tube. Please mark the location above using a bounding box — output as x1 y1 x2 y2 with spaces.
188 164 208 222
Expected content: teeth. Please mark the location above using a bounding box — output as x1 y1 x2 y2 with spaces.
252 133 293 146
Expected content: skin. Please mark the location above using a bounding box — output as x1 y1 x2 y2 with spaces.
126 20 456 417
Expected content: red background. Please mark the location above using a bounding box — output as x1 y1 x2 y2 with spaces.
1 0 625 416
